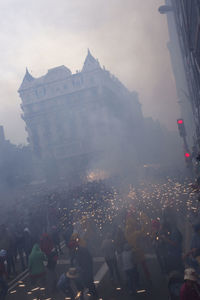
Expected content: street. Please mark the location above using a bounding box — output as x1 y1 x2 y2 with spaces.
6 241 169 300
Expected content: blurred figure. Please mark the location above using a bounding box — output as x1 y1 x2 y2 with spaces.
57 267 84 300
5 227 16 278
0 249 8 300
28 243 47 286
40 233 54 257
180 268 200 300
151 219 166 273
122 243 139 295
46 249 58 295
63 222 74 246
125 213 151 283
23 227 33 267
184 223 200 274
167 271 183 300
160 221 183 274
15 223 26 271
51 225 63 255
101 233 121 283
74 246 98 299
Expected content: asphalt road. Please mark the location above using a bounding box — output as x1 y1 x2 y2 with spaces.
6 242 169 300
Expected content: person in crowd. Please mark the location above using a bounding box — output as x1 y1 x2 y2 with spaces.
2 226 16 279
63 222 74 246
28 243 47 286
23 227 33 267
180 268 200 300
160 221 183 274
74 245 98 299
0 249 8 300
151 219 166 274
46 249 58 295
122 243 139 295
68 233 86 265
57 267 84 300
184 223 200 274
15 223 26 271
114 226 126 256
125 212 152 284
40 232 54 257
51 225 63 255
167 271 183 300
101 233 121 283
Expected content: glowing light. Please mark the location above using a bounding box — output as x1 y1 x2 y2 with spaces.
137 289 146 293
177 119 183 124
75 291 82 299
31 287 40 291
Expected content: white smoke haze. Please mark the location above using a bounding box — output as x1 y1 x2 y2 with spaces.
0 0 179 144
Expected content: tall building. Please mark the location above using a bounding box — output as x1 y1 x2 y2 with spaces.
159 1 200 150
18 50 144 182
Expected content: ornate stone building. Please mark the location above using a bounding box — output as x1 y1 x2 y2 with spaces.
18 50 144 182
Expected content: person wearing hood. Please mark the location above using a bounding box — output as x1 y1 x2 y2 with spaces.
28 243 47 285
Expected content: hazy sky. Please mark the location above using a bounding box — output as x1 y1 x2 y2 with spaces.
0 0 180 144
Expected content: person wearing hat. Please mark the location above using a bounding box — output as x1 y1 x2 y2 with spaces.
0 249 8 300
57 267 84 300
180 268 200 300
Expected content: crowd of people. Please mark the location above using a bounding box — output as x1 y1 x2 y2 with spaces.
0 178 200 299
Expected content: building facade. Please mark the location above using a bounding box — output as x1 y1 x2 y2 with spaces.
18 50 144 182
160 1 200 151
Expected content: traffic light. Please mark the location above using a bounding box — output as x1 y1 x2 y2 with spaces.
184 152 192 168
177 119 186 137
184 152 190 158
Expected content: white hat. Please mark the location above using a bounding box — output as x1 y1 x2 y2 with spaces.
184 268 198 282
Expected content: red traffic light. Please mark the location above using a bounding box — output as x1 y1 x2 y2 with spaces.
177 119 186 137
185 152 190 158
177 119 183 124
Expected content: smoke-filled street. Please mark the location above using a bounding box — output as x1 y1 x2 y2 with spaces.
1 1 200 300
0 176 199 299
